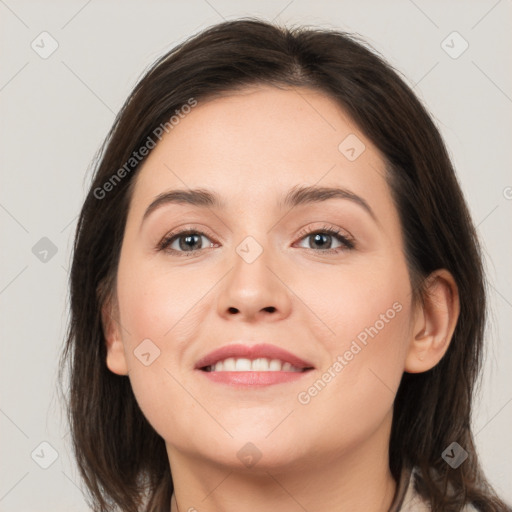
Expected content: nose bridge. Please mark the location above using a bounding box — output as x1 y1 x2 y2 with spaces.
216 227 291 320
230 200 277 265
232 230 276 296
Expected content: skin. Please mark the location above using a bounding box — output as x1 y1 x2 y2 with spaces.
102 85 460 512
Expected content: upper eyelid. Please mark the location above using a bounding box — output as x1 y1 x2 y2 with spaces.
161 224 348 240
296 223 353 239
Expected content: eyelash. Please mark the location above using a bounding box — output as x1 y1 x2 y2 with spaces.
157 224 355 258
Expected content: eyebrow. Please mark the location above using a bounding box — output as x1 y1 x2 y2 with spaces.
141 185 377 225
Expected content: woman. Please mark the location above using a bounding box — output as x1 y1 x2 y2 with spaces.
59 17 511 512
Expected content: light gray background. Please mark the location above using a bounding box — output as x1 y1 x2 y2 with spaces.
1 1 511 510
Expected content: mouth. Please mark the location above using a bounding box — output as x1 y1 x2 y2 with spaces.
195 343 314 387
202 357 310 373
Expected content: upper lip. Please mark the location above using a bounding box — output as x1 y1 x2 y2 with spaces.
195 343 315 370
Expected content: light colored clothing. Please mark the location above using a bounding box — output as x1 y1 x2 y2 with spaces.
390 466 479 511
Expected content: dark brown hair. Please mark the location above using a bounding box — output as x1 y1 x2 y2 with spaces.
58 17 511 512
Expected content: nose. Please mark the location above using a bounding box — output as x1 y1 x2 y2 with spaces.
216 241 292 323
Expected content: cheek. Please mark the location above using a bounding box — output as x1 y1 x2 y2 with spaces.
293 266 412 449
292 259 412 412
306 252 411 355
117 260 206 357
114 256 224 440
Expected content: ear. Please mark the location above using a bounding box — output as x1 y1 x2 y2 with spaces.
405 269 460 373
101 294 129 376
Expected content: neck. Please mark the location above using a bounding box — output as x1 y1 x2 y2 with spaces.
169 414 396 512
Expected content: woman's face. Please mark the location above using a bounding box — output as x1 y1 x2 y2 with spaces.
106 85 416 470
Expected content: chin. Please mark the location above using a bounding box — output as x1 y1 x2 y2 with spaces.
232 429 313 467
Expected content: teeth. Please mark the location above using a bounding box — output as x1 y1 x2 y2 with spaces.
269 359 282 371
223 358 236 371
235 358 252 371
207 357 303 372
252 358 269 371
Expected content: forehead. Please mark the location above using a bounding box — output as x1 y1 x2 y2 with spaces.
128 85 394 221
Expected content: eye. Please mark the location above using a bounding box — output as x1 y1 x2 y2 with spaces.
157 224 355 257
294 224 355 254
157 228 217 257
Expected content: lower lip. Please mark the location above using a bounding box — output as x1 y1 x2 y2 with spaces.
198 370 312 386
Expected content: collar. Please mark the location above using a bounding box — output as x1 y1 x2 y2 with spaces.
388 465 418 512
389 466 478 512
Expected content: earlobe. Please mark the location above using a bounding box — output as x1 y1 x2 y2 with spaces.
404 269 460 374
101 297 129 376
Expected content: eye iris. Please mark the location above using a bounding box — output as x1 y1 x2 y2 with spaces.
180 233 202 251
310 233 331 249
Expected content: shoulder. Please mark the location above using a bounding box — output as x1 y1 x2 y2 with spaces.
398 466 479 511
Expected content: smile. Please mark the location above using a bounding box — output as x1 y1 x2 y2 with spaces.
202 357 306 373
